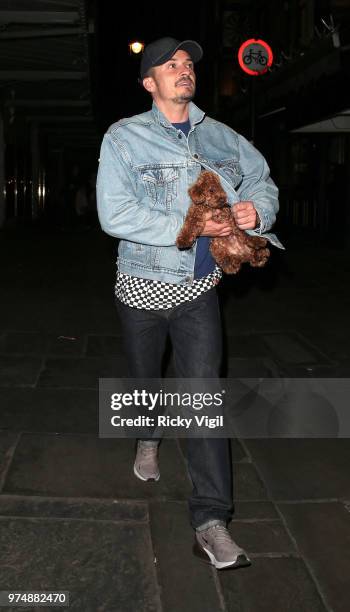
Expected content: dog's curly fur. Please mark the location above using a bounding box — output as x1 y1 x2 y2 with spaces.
176 170 270 274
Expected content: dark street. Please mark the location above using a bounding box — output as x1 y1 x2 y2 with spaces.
0 226 350 611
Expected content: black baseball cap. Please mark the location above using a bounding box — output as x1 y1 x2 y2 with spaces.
140 37 203 80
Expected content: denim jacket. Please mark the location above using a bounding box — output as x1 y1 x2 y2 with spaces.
96 101 284 285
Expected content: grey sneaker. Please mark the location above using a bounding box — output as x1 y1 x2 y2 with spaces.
133 441 160 482
194 525 251 570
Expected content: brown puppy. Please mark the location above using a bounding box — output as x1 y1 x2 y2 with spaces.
176 170 269 274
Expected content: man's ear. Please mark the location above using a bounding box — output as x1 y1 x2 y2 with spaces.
143 76 155 93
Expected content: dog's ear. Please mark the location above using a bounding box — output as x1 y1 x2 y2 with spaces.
188 171 211 203
188 184 205 204
207 173 227 201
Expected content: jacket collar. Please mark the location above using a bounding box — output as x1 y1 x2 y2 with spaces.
151 101 205 128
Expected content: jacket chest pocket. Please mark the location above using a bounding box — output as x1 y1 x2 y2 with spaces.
140 166 179 213
211 159 243 189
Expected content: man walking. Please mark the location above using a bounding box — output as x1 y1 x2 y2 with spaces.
97 37 281 570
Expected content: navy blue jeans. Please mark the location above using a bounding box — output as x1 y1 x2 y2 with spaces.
116 288 233 529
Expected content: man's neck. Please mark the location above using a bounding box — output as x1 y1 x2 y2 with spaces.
154 99 190 123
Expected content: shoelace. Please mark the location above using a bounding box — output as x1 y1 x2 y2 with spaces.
139 446 158 457
207 525 240 548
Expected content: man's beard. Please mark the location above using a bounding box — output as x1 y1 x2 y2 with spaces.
172 89 196 104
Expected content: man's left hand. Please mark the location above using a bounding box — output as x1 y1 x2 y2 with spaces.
232 201 258 230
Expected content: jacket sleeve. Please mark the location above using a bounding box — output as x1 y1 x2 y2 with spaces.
96 132 182 246
236 133 279 234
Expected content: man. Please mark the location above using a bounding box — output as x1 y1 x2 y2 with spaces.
97 37 282 570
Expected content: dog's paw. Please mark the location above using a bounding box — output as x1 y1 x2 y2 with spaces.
176 235 192 249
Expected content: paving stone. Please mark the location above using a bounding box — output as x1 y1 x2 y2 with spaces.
277 363 338 378
227 357 278 378
149 501 222 612
0 295 122 337
232 501 279 520
0 332 86 358
0 388 98 434
37 357 129 388
0 355 43 387
178 437 248 463
234 463 268 500
244 439 350 499
228 520 296 555
86 335 125 356
0 516 160 612
261 331 332 366
0 494 147 522
219 557 327 612
277 502 350 612
0 331 47 354
48 334 86 357
232 438 249 462
3 434 191 500
305 325 350 361
225 334 270 358
0 432 19 486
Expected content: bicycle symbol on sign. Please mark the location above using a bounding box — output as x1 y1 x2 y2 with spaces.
243 50 267 66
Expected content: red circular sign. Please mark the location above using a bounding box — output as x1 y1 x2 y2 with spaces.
238 38 273 76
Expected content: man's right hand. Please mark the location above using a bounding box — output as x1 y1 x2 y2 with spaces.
200 210 232 237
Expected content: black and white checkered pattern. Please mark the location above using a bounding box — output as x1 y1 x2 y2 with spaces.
115 267 222 310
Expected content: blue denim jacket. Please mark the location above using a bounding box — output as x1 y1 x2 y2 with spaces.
96 101 284 285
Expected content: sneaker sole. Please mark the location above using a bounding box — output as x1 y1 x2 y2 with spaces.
133 463 160 482
193 541 251 570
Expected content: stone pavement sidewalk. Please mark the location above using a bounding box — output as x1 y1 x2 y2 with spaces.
0 226 350 611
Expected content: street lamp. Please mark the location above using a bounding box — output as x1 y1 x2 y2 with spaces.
129 41 144 55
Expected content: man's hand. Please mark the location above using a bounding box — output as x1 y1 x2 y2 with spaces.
232 201 258 230
200 210 232 237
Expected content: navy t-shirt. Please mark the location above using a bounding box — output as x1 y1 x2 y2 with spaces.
172 120 216 279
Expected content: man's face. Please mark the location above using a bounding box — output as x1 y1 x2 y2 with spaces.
143 49 196 105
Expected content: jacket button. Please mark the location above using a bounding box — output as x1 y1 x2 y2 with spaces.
193 153 199 159
178 133 182 139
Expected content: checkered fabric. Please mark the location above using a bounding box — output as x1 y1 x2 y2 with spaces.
115 266 222 310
